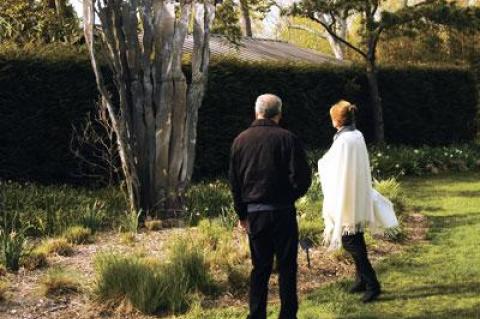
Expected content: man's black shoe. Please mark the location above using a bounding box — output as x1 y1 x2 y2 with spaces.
362 289 381 303
349 281 366 294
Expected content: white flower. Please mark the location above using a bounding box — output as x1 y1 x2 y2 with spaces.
414 149 419 154
395 164 400 168
377 153 382 157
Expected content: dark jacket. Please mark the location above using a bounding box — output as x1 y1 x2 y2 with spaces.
228 119 312 220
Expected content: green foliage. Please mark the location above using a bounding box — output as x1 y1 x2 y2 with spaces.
299 219 324 246
374 177 407 215
0 0 81 45
212 0 242 44
0 278 8 301
310 144 480 180
62 226 93 245
197 220 230 250
197 60 478 178
0 206 31 272
368 144 480 178
279 17 333 55
35 238 74 257
40 267 82 296
185 181 234 225
144 219 163 231
79 201 106 234
118 210 141 234
1 181 126 237
94 237 213 314
21 250 48 271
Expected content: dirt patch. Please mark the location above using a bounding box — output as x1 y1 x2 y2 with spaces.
0 213 428 319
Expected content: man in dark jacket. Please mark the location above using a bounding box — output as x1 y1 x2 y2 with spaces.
229 94 312 319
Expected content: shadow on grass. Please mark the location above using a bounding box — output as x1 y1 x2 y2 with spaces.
428 213 480 230
379 281 480 302
342 304 480 319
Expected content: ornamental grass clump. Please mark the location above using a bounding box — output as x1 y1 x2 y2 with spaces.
21 250 48 271
62 225 93 244
40 267 82 296
36 238 74 257
185 180 234 225
94 236 214 314
374 178 407 216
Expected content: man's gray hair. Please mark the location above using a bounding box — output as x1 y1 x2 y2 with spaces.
255 94 283 119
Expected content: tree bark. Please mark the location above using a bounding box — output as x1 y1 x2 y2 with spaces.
240 0 253 37
366 60 385 145
84 0 216 216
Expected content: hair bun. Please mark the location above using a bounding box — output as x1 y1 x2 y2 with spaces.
348 104 358 113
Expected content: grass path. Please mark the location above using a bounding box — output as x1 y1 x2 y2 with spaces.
189 173 480 319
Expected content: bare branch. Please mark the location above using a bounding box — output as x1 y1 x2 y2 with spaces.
310 14 368 59
287 24 327 39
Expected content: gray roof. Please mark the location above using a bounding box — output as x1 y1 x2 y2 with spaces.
184 36 349 66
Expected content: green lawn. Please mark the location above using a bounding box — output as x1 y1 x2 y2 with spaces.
186 173 480 319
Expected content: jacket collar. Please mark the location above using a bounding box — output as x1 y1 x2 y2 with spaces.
334 125 356 141
250 118 279 127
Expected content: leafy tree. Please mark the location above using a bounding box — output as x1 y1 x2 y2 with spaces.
212 0 243 43
0 0 80 44
290 0 480 144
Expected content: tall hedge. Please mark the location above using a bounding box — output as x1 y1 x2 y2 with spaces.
0 49 477 182
196 60 478 177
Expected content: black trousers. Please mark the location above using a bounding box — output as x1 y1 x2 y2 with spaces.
247 209 298 319
342 232 380 291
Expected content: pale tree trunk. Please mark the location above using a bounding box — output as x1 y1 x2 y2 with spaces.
239 0 253 37
83 0 216 216
314 12 347 60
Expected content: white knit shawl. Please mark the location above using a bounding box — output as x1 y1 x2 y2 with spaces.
318 129 376 250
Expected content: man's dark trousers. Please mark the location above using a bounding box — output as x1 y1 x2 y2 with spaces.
247 208 298 319
341 232 380 291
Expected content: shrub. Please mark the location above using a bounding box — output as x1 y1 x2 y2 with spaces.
225 264 250 292
185 180 234 225
118 211 141 234
94 237 213 314
0 280 7 301
36 238 74 257
62 226 92 244
21 250 48 271
299 219 324 246
197 220 230 251
119 232 136 245
144 220 162 231
374 177 407 215
1 182 126 237
310 144 480 179
0 264 6 276
0 211 31 272
40 267 82 296
80 201 106 234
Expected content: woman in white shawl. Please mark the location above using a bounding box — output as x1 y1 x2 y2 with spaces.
318 100 381 303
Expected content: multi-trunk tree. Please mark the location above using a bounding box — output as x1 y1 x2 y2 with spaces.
291 0 480 144
83 0 216 215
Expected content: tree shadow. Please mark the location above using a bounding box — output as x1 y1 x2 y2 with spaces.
343 304 480 319
451 190 480 198
379 281 480 302
428 213 480 230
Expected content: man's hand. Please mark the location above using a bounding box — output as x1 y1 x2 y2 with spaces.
238 219 249 234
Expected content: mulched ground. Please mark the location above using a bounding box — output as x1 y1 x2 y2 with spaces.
0 213 428 319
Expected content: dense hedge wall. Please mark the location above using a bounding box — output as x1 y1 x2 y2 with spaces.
196 60 478 177
0 49 477 182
